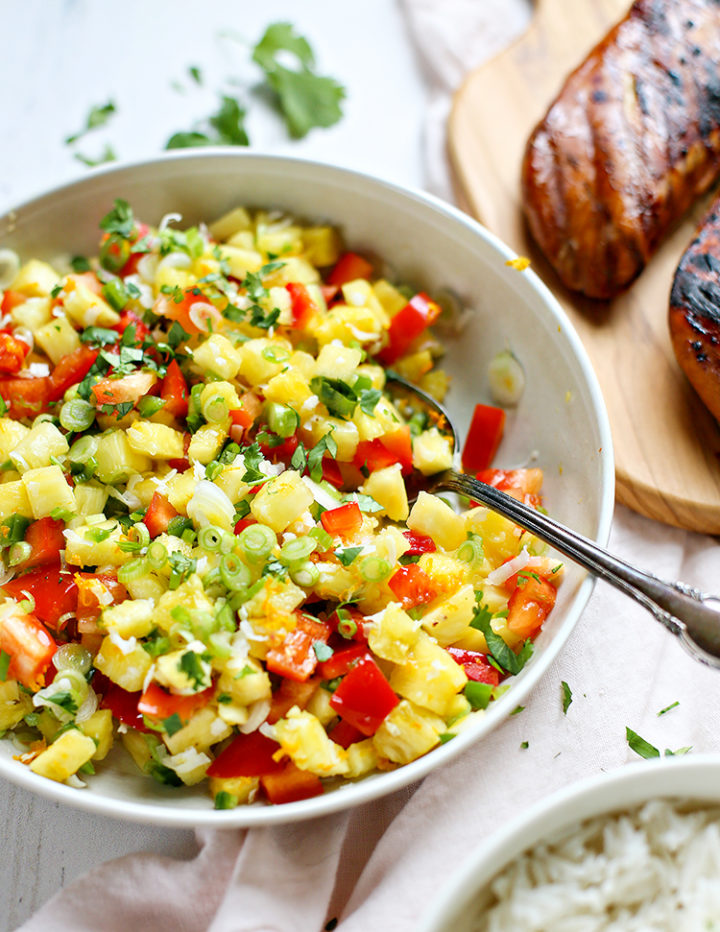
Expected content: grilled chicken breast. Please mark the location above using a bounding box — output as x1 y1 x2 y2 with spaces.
670 196 720 421
522 0 720 300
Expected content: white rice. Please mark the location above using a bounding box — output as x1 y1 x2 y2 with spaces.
474 800 720 931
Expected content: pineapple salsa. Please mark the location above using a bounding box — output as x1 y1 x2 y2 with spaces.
0 201 561 807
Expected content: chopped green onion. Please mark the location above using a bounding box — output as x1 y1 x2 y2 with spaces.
117 557 149 584
53 643 92 675
237 524 275 563
265 402 299 439
146 541 168 570
8 541 32 567
119 521 151 553
99 233 130 272
458 538 483 565
214 791 239 810
261 345 290 363
69 434 99 464
359 555 391 582
465 681 493 710
336 613 357 639
18 595 35 614
290 561 320 588
101 278 130 311
279 536 316 565
167 516 194 539
219 554 252 591
60 397 96 432
202 395 229 423
309 526 333 551
137 396 167 418
199 525 225 553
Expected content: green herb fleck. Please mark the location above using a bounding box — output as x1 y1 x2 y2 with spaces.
561 681 572 714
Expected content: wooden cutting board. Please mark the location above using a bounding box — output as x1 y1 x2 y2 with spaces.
448 0 720 535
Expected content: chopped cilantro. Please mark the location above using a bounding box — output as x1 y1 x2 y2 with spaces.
48 690 78 714
359 388 382 416
100 199 135 239
248 304 281 330
334 546 363 567
626 727 660 759
100 401 133 420
241 443 266 484
80 326 119 346
313 641 333 662
470 598 533 675
0 396 7 417
177 651 209 690
520 741 529 750
74 144 117 168
352 493 384 514
163 713 183 737
234 665 257 680
70 255 91 273
561 681 573 714
657 701 679 716
166 95 249 150
189 65 203 85
168 551 197 589
306 434 337 482
510 705 525 716
65 100 116 145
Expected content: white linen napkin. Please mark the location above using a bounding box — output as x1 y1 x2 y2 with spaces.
19 2 720 930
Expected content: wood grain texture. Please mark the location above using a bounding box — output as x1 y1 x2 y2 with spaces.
448 0 720 534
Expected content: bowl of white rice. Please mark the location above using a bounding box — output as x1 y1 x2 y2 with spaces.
421 755 720 932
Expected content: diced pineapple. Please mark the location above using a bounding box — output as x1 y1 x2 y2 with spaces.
417 551 470 596
10 259 59 297
407 492 465 551
288 350 315 380
22 465 75 518
0 480 33 519
264 256 319 285
10 422 68 473
419 368 450 402
126 421 185 460
78 708 114 760
214 466 250 504
250 470 313 533
125 573 167 602
236 338 292 386
341 279 388 327
256 225 303 257
164 746 212 785
313 561 357 602
218 244 264 277
464 507 523 565
312 305 381 346
34 315 81 364
314 343 363 381
304 414 358 461
94 431 151 484
155 649 212 694
412 428 453 476
368 603 419 663
163 707 232 755
94 634 153 691
101 598 155 638
301 226 342 267
216 700 250 727
199 381 241 422
29 728 96 782
344 738 379 778
354 363 385 390
64 519 129 567
263 369 313 410
352 397 403 442
10 295 52 332
389 631 467 716
273 706 349 776
373 280 407 317
372 699 444 765
193 334 243 380
188 423 227 464
209 206 252 241
154 265 193 295
73 482 108 516
0 679 33 729
394 350 433 383
209 775 258 806
361 464 408 521
63 280 119 327
305 685 335 725
121 729 153 772
0 418 30 461
166 471 198 513
420 585 477 646
218 655 272 706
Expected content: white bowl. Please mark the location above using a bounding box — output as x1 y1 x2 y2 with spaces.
0 151 614 826
421 755 720 931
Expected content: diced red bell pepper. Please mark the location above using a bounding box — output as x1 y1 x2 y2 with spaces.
159 359 189 418
326 606 368 642
144 492 178 538
75 573 127 626
0 375 50 419
161 286 222 336
320 502 362 538
319 643 369 680
0 290 27 314
320 457 344 489
99 681 148 732
233 517 257 535
388 564 438 609
353 426 413 476
326 252 374 286
328 719 365 748
260 761 324 805
113 309 151 345
402 530 436 555
260 434 299 466
506 574 557 639
329 656 399 736
92 370 157 410
285 282 318 329
47 346 99 402
475 467 544 508
137 682 214 725
265 615 331 683
0 332 30 375
378 292 442 364
461 403 506 473
206 730 284 778
12 518 66 571
447 647 500 685
267 675 322 724
3 565 78 631
0 611 56 690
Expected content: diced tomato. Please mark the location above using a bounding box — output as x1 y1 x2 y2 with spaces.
3 565 78 631
267 675 322 724
99 681 148 732
402 530 436 555
0 611 56 690
326 252 374 286
447 647 500 685
285 282 318 329
506 574 557 639
260 761 324 805
0 332 30 375
12 518 65 571
0 375 50 419
75 573 127 626
113 309 151 345
328 719 365 748
137 682 214 725
319 643 369 680
461 403 506 473
144 492 178 538
320 502 362 538
206 730 284 778
92 370 157 409
159 359 188 418
329 656 399 736
47 346 99 402
159 287 223 336
475 467 544 508
353 426 413 475
1 290 27 314
230 408 253 432
265 615 331 683
379 426 414 474
378 292 442 364
388 564 438 609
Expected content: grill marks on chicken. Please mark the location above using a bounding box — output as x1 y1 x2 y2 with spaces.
522 0 720 299
670 198 720 421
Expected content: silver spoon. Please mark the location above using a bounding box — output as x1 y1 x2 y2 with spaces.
388 374 720 668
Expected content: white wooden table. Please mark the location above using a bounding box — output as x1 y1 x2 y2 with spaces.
0 2 426 925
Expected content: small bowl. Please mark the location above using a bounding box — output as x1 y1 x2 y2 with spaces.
421 755 720 931
0 151 614 826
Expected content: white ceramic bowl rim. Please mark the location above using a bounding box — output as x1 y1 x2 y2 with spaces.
0 150 615 827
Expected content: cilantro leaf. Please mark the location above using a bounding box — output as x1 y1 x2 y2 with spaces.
80 326 119 346
189 65 203 85
561 681 573 714
352 493 384 514
166 95 249 150
178 651 210 690
470 599 533 675
252 22 315 71
626 727 660 759
334 546 363 567
359 388 382 416
240 443 267 484
248 305 280 330
163 713 183 736
100 199 135 238
307 434 337 482
74 144 117 168
65 100 116 145
166 131 215 150
310 376 357 419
